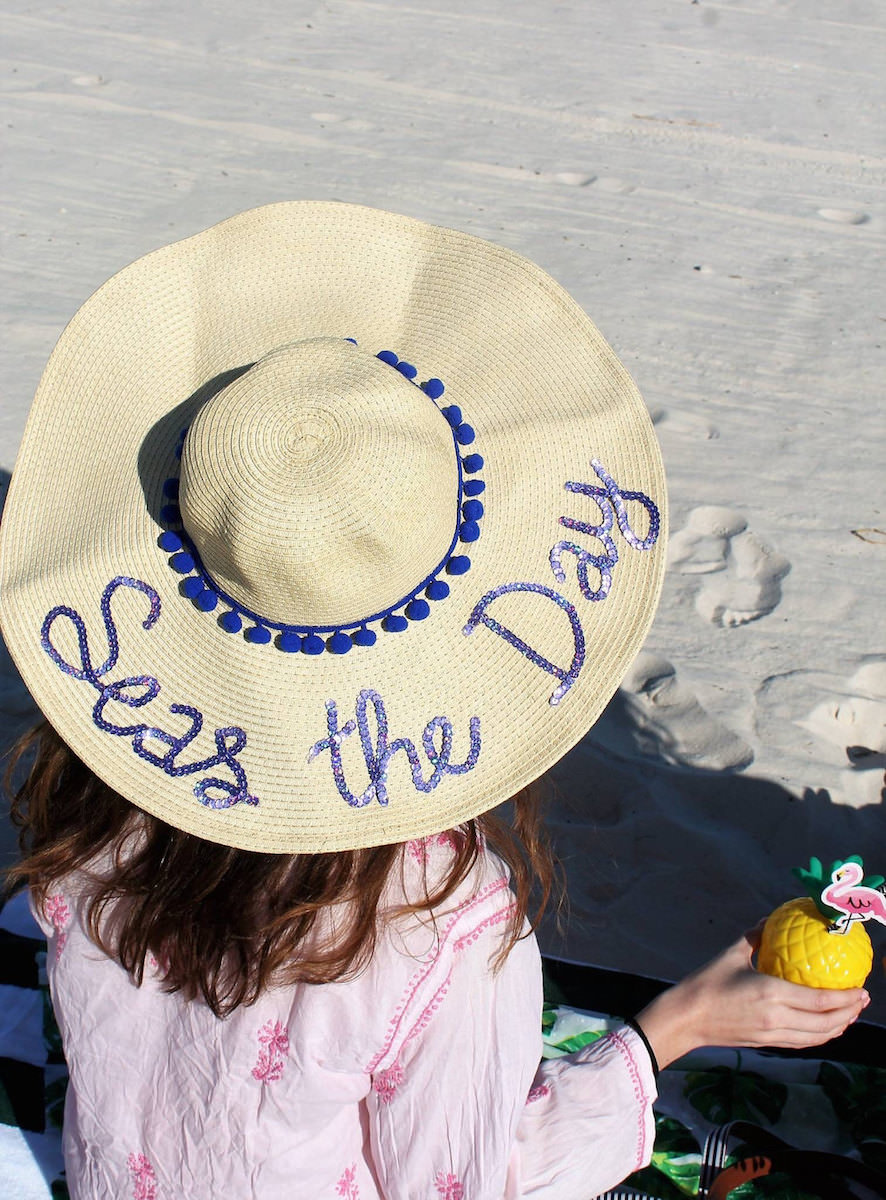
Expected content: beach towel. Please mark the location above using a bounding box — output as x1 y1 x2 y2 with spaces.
2 890 884 1200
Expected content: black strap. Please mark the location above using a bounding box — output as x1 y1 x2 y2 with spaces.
623 1015 660 1079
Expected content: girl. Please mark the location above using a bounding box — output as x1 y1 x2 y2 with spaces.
0 202 866 1200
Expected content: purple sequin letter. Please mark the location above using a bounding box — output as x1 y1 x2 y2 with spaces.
308 688 481 807
40 576 257 810
463 582 586 706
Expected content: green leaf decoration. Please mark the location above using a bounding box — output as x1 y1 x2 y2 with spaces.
540 1004 556 1034
817 1060 886 1168
651 1114 701 1155
684 1066 788 1126
652 1151 702 1197
792 855 866 921
544 1028 607 1055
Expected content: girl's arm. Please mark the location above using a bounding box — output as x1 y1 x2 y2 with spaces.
634 929 869 1069
365 879 658 1200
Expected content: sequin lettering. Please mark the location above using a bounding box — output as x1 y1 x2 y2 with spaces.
464 461 660 705
463 583 586 706
552 458 660 600
308 688 481 807
40 577 257 810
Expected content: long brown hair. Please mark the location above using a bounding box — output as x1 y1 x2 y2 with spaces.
4 721 561 1018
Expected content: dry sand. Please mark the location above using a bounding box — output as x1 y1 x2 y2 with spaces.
1 0 884 1019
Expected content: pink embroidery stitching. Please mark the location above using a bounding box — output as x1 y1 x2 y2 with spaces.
335 1163 360 1198
127 1152 157 1200
406 832 457 864
452 900 516 952
607 1031 651 1168
45 893 71 956
251 1019 290 1083
372 1063 404 1103
434 1171 464 1199
527 1083 551 1103
366 877 510 1074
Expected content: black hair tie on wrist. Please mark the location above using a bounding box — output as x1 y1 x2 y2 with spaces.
623 1016 660 1079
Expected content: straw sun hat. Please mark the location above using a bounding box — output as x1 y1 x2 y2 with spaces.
0 202 666 853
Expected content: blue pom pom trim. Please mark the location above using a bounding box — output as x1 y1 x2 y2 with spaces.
382 614 409 633
157 340 486 654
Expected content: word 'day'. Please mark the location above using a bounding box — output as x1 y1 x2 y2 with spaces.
464 460 660 705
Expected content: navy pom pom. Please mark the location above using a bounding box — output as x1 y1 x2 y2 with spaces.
426 580 450 601
327 631 353 654
462 499 484 521
463 478 485 496
344 337 358 345
442 405 463 427
162 478 180 499
396 361 417 380
181 576 204 599
376 350 399 366
219 611 243 634
462 454 484 473
196 589 218 613
423 378 445 399
405 598 430 621
455 423 475 446
279 631 303 653
245 625 272 645
160 505 181 524
446 555 471 575
382 614 409 633
302 633 326 655
459 520 481 543
174 443 183 460
352 627 377 647
170 552 195 574
158 531 182 552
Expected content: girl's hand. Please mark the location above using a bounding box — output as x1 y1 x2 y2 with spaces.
633 928 870 1070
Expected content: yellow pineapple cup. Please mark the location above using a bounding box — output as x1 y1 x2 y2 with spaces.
757 856 883 989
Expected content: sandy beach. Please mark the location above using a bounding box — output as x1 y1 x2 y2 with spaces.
2 0 884 1020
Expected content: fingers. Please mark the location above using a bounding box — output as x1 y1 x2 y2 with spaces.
778 980 869 1015
742 919 767 952
751 981 869 1048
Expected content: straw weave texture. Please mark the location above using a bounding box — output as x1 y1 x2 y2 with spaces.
0 202 667 853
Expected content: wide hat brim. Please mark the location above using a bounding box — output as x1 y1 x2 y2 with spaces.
0 202 667 853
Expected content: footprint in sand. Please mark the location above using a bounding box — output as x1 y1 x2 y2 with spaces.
800 660 886 773
588 651 753 771
668 506 791 627
817 208 869 225
649 406 719 441
756 658 886 807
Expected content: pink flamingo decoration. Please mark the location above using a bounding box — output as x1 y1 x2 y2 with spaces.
821 861 886 934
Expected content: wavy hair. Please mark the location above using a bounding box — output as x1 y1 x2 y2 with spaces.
4 721 561 1018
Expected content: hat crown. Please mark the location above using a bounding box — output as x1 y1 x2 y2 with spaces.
178 339 459 627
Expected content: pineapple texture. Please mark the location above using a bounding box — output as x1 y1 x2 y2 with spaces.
758 897 872 989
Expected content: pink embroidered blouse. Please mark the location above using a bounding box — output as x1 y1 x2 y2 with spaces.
33 841 656 1199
